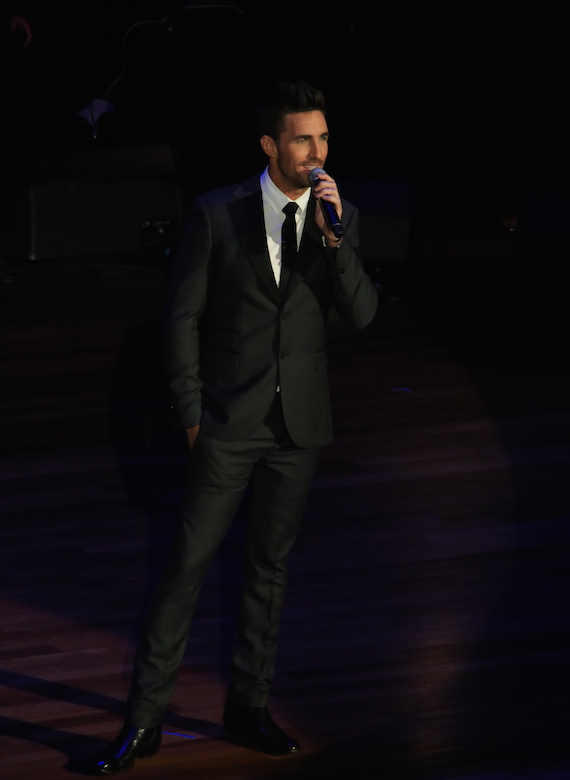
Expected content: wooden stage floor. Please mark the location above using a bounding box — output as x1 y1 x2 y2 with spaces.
1 220 570 779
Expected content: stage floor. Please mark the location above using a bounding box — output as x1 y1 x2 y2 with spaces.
2 217 570 779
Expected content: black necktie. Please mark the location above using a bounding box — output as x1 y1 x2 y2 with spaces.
280 202 298 290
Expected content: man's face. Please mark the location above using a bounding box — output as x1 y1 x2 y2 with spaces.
262 110 329 197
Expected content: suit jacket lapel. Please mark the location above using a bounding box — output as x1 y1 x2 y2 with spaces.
228 177 281 305
228 179 322 306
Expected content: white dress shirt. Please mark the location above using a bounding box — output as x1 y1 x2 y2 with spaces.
260 167 311 286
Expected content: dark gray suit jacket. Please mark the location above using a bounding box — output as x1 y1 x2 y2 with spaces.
164 173 378 449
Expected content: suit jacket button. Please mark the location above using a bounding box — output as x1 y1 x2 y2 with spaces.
280 350 290 359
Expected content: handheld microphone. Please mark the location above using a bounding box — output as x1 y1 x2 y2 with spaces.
308 168 344 240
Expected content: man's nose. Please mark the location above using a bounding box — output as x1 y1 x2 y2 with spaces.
309 139 324 160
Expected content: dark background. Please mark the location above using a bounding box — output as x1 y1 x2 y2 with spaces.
4 0 570 194
2 5 570 778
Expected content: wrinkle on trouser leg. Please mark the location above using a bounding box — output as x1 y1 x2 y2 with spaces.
229 445 320 707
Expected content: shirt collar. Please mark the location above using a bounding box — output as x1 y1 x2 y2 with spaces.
260 167 311 217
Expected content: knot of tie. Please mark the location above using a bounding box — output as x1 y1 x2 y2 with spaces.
282 202 299 217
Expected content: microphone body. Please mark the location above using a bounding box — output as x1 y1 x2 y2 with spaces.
308 168 344 240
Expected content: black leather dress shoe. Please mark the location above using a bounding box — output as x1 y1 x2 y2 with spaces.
223 701 300 756
91 724 162 774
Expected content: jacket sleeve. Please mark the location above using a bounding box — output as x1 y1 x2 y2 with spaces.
325 202 379 330
163 197 212 430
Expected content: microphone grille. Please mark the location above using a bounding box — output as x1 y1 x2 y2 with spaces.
308 168 325 187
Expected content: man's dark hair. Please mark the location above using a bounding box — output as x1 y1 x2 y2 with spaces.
257 81 326 141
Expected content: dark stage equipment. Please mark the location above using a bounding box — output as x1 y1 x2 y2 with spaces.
4 145 183 260
339 179 413 263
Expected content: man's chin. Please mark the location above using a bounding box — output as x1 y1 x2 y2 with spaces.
294 170 312 189
274 166 312 193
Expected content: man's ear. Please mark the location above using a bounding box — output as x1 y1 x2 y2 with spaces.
260 134 277 159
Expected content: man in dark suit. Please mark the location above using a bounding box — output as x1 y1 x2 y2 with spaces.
92 81 378 775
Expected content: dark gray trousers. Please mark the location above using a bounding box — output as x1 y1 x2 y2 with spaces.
126 397 320 727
